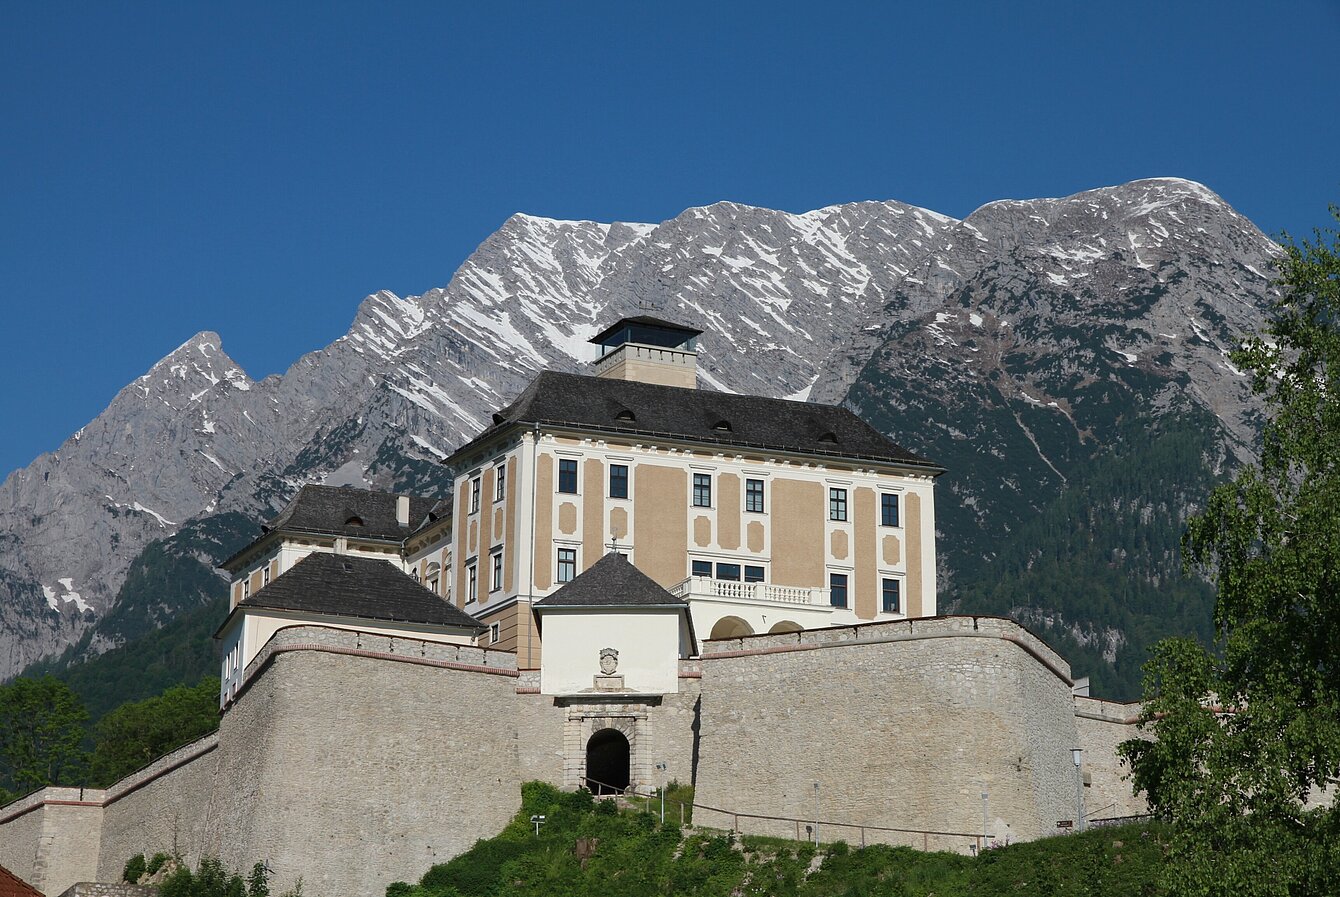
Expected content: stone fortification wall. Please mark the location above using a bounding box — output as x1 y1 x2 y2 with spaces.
95 734 219 883
190 626 523 897
693 616 1081 850
1074 696 1148 820
0 788 105 897
57 884 156 897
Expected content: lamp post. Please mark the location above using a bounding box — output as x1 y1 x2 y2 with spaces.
981 790 989 849
813 782 821 847
1070 748 1084 833
655 761 668 823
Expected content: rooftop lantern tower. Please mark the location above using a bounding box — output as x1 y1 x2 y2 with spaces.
589 316 703 389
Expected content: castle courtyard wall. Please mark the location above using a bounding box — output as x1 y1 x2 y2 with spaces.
692 616 1082 850
1074 696 1148 821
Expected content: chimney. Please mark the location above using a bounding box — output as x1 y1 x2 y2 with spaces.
396 495 411 527
588 316 702 389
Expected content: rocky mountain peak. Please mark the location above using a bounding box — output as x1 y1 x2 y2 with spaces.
0 179 1283 687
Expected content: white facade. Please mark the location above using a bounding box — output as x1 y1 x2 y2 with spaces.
535 607 691 696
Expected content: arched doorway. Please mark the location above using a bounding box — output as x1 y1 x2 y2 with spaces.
768 620 803 634
709 615 754 640
586 728 630 794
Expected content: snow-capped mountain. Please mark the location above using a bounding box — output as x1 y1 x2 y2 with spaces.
0 179 1279 687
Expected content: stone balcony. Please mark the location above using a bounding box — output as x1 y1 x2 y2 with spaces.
669 575 828 606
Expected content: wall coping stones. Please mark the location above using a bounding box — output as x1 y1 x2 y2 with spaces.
103 733 219 806
702 614 1073 685
1074 695 1144 724
0 787 106 825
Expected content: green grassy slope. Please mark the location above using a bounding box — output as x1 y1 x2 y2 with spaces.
390 783 1167 897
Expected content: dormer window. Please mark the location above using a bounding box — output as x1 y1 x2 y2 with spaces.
615 410 636 423
713 420 732 432
344 515 364 527
819 432 839 444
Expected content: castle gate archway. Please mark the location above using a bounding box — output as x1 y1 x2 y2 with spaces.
586 728 631 794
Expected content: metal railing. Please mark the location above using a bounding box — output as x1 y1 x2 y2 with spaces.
577 776 989 852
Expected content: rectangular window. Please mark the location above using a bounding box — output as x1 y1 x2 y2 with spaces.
558 458 578 494
467 563 478 602
491 550 503 592
609 463 629 499
829 487 848 522
471 477 481 513
428 576 439 595
489 622 500 645
262 565 271 586
495 465 506 502
882 578 901 614
557 548 577 583
693 473 712 507
691 560 712 578
716 563 741 581
830 573 849 608
744 565 765 583
242 579 250 599
745 478 765 513
881 493 900 527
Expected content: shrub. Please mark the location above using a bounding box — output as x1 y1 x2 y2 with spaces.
122 854 146 884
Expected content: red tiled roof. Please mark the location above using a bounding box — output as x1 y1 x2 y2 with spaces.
0 865 41 897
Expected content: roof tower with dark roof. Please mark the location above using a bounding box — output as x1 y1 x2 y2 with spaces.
533 552 688 609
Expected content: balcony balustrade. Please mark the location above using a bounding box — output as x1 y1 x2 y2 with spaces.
670 575 827 606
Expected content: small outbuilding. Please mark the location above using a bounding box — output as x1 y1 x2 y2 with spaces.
533 552 697 697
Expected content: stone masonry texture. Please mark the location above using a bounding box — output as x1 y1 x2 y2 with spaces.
693 617 1082 849
0 618 1145 893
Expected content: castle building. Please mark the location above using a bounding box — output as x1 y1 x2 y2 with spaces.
0 315 1149 897
420 316 943 668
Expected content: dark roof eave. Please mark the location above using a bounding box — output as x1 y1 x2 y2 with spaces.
447 417 943 475
215 603 486 638
533 602 690 611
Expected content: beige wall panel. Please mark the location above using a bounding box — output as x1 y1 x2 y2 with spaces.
830 530 849 561
454 479 469 606
583 459 605 571
493 508 503 542
610 507 628 540
854 488 877 620
771 479 824 588
249 570 262 594
718 473 741 550
504 457 518 594
747 521 765 553
270 559 279 581
882 534 902 566
693 515 712 548
517 602 541 669
907 493 924 617
633 464 688 586
534 455 554 591
468 519 478 554
482 468 496 539
558 502 577 536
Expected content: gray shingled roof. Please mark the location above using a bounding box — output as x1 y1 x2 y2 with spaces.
264 484 437 541
457 370 938 469
224 552 484 632
533 552 687 608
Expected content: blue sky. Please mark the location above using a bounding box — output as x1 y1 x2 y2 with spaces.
1 1 1337 477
